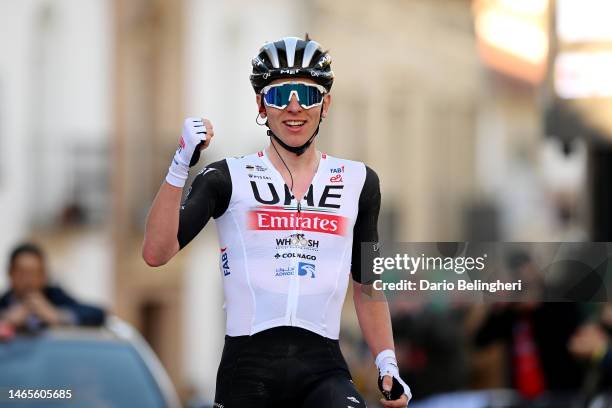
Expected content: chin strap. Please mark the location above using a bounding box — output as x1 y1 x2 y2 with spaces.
267 125 319 156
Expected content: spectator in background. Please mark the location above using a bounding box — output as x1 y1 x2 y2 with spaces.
569 303 612 392
473 251 586 399
0 242 105 332
392 306 469 401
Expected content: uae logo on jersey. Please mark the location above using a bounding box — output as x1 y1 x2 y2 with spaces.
248 177 347 235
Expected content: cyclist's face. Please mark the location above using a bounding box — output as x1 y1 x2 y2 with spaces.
9 253 47 298
257 78 331 147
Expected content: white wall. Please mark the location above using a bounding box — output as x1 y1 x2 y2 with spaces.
0 1 40 289
30 0 112 226
0 0 113 304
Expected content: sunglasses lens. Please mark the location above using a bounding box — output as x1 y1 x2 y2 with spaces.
304 85 324 107
263 83 324 109
263 87 285 108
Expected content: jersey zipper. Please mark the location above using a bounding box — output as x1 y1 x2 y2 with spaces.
289 199 302 326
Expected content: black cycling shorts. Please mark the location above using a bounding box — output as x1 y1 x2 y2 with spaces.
213 326 366 408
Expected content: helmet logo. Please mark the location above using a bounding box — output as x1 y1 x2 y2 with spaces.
316 54 331 68
252 57 265 67
262 73 270 79
280 68 300 75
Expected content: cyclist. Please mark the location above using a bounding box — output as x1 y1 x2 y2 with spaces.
143 35 411 408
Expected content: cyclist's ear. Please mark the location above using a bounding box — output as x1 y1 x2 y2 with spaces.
322 94 332 118
256 94 266 117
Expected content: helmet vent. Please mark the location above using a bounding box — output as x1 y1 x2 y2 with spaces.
283 37 299 67
262 42 280 68
302 40 321 67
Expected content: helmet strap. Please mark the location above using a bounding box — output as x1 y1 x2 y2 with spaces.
267 127 318 156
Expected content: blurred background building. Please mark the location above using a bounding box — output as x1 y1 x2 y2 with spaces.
0 0 610 406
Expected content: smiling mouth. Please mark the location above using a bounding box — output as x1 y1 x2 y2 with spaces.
283 120 306 129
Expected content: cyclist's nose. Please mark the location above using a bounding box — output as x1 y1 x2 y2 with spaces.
286 94 302 113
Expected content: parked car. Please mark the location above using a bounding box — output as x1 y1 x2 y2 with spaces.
0 316 181 408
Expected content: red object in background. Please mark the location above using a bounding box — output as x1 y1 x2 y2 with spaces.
513 317 546 398
407 347 428 371
0 321 15 341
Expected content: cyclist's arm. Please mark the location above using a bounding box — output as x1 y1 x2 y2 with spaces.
142 160 231 266
352 167 410 404
353 281 395 356
142 183 183 266
350 166 394 355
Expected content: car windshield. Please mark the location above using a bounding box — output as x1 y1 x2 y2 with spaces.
0 335 166 408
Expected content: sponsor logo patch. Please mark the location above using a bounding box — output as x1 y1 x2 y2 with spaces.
298 262 316 278
274 252 317 261
246 164 267 172
275 233 320 251
248 209 347 235
274 263 316 278
275 266 295 277
248 174 272 180
220 247 230 276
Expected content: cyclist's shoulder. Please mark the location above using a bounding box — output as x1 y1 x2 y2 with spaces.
193 158 229 175
190 158 232 187
223 151 264 165
197 151 261 172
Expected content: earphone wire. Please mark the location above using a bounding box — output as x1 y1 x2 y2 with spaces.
261 95 295 192
271 137 294 192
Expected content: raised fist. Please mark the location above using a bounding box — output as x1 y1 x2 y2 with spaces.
166 117 215 187
176 118 207 167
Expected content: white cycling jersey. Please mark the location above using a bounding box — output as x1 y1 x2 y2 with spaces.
178 150 380 339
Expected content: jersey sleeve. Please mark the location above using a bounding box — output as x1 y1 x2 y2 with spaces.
351 165 381 284
177 159 232 249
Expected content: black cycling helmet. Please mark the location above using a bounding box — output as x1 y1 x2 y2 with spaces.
250 35 334 94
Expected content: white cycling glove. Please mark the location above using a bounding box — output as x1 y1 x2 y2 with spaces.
376 349 412 402
166 117 207 187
